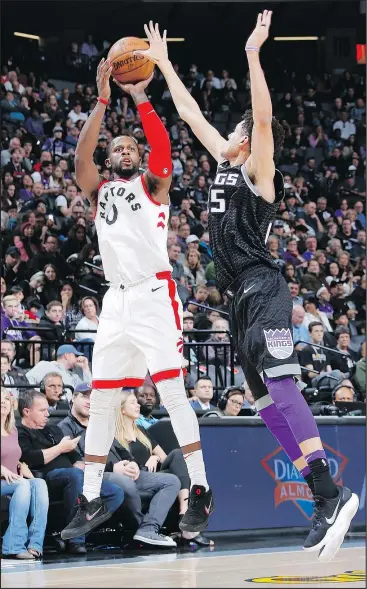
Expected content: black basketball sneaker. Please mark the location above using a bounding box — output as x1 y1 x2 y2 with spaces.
61 495 112 540
179 485 214 533
303 486 359 562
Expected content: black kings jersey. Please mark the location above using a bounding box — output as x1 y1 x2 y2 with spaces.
208 161 285 292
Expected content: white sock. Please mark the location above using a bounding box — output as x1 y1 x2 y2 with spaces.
82 388 120 501
183 450 209 491
83 462 105 502
156 375 209 491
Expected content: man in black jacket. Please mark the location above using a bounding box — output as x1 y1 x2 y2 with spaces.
28 233 72 280
17 390 124 554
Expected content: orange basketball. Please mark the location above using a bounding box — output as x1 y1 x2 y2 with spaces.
108 37 154 84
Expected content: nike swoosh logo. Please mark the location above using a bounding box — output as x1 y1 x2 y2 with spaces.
85 506 102 521
243 284 255 294
152 286 164 292
325 499 340 525
204 498 212 515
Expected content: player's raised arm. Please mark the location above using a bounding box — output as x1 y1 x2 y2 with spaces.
245 10 277 202
134 22 228 163
75 58 113 212
114 75 172 205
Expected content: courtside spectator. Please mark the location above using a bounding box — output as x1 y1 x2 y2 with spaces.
17 390 124 555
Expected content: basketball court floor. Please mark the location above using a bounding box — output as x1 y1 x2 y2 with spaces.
1 532 365 588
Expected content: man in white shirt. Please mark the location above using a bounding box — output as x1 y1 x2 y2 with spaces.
333 111 356 141
55 184 83 217
68 102 88 124
200 70 221 90
4 72 25 95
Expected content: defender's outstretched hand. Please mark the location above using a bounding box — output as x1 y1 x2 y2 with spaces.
96 58 113 101
133 21 169 65
246 10 272 50
113 73 154 96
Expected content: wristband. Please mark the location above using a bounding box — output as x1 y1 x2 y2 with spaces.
245 46 260 52
97 97 109 106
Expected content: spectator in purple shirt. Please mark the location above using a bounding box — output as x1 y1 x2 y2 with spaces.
41 126 66 157
25 108 44 140
1 296 41 364
282 238 307 268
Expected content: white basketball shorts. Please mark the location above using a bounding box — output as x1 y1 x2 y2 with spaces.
92 272 184 389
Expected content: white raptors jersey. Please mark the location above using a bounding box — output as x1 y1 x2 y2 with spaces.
95 175 171 285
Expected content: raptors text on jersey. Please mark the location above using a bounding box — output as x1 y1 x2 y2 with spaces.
95 175 172 285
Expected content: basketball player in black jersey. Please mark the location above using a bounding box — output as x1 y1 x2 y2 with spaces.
136 16 359 561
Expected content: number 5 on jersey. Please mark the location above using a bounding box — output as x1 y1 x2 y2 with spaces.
210 189 225 213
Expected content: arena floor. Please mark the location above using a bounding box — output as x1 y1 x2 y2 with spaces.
1 533 365 588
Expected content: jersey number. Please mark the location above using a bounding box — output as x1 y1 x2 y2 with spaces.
210 189 226 213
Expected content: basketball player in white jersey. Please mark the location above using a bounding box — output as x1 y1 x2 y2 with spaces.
61 58 213 543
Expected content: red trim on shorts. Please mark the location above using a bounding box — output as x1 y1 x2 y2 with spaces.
156 272 182 330
92 378 144 389
141 175 161 206
151 368 181 384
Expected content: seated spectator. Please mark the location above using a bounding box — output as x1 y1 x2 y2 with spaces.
37 300 65 347
282 239 307 269
185 285 209 314
26 344 92 389
1 388 49 559
190 377 216 410
303 296 333 333
3 246 28 288
40 265 61 305
300 322 344 388
74 296 99 343
28 233 72 280
17 390 124 555
1 295 41 364
202 318 231 367
300 260 325 293
332 380 357 404
288 281 304 306
115 391 213 546
135 383 159 429
40 372 70 410
218 387 245 416
183 249 206 288
316 286 334 322
331 328 359 374
59 281 83 330
292 305 310 350
1 353 20 400
55 184 83 218
1 340 29 391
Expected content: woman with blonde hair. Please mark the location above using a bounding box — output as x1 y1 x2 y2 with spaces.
112 391 212 546
1 388 49 559
183 249 206 287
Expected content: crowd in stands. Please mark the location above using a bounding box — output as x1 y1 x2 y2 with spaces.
1 42 366 558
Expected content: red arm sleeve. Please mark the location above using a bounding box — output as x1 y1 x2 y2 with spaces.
137 102 172 178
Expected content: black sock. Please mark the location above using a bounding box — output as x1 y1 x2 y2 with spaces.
309 458 338 499
304 473 315 497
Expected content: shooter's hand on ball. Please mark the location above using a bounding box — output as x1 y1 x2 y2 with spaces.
133 21 169 66
245 10 272 50
113 73 154 96
96 58 113 101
